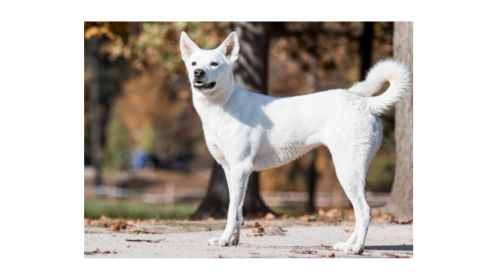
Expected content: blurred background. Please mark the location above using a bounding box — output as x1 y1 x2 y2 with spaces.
84 22 410 220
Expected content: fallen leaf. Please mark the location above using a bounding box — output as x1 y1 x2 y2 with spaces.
247 232 264 237
250 222 262 228
91 216 131 231
125 239 163 243
395 219 413 225
318 243 333 250
247 222 286 237
371 208 382 217
383 253 411 258
127 226 151 234
109 220 128 231
326 252 336 258
298 214 316 222
346 212 355 221
264 225 287 235
257 228 265 233
326 208 342 218
264 213 276 220
290 249 318 255
289 249 336 258
84 248 117 255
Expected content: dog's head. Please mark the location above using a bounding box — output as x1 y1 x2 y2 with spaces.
180 31 239 94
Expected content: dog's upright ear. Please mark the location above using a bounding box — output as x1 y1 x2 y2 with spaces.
180 32 199 62
218 31 240 63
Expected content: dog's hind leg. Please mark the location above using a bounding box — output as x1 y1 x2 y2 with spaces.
330 138 380 254
331 153 370 254
208 168 250 246
332 172 370 254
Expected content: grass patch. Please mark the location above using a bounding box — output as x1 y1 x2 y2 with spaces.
85 197 331 220
84 197 198 219
271 207 306 217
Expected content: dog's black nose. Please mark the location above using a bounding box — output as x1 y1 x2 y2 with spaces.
194 69 205 77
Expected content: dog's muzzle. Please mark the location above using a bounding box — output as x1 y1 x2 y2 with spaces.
193 79 216 90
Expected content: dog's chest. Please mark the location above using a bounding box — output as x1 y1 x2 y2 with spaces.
204 135 227 166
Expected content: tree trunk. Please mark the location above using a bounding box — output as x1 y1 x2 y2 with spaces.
360 22 374 79
86 38 103 187
191 22 274 219
385 22 413 222
305 151 318 213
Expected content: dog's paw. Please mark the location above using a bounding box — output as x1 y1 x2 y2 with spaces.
208 237 229 246
333 241 348 251
350 244 364 255
333 242 364 255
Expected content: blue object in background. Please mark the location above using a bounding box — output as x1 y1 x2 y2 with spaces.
131 150 148 170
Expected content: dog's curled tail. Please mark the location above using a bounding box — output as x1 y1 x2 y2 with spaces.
349 60 410 115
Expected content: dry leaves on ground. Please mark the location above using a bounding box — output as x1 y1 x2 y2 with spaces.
86 215 152 233
84 248 117 255
127 226 152 234
264 212 276 220
298 215 317 222
247 222 287 237
289 249 318 255
289 249 336 258
317 208 347 223
313 208 413 224
318 243 333 250
383 252 412 258
125 238 164 243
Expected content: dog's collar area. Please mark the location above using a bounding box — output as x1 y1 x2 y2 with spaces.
193 81 216 90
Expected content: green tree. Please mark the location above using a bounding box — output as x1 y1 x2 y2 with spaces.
103 112 130 170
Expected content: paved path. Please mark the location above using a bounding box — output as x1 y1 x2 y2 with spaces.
84 219 413 258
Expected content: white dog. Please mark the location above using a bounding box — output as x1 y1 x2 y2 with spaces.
180 31 409 254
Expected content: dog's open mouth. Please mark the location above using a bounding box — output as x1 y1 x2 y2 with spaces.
193 80 216 90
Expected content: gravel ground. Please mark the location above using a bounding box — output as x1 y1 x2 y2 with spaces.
84 219 413 258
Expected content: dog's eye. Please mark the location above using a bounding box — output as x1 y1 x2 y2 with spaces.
191 61 197 66
210 62 218 67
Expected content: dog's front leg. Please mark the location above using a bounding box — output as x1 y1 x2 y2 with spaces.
209 169 250 246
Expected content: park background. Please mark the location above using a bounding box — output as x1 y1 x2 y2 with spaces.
84 22 412 223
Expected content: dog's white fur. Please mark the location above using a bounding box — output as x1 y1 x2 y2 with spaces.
180 31 409 254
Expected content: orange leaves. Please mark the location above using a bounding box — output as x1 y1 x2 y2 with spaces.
264 212 276 220
84 25 115 41
246 221 287 237
84 22 130 42
86 215 151 233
